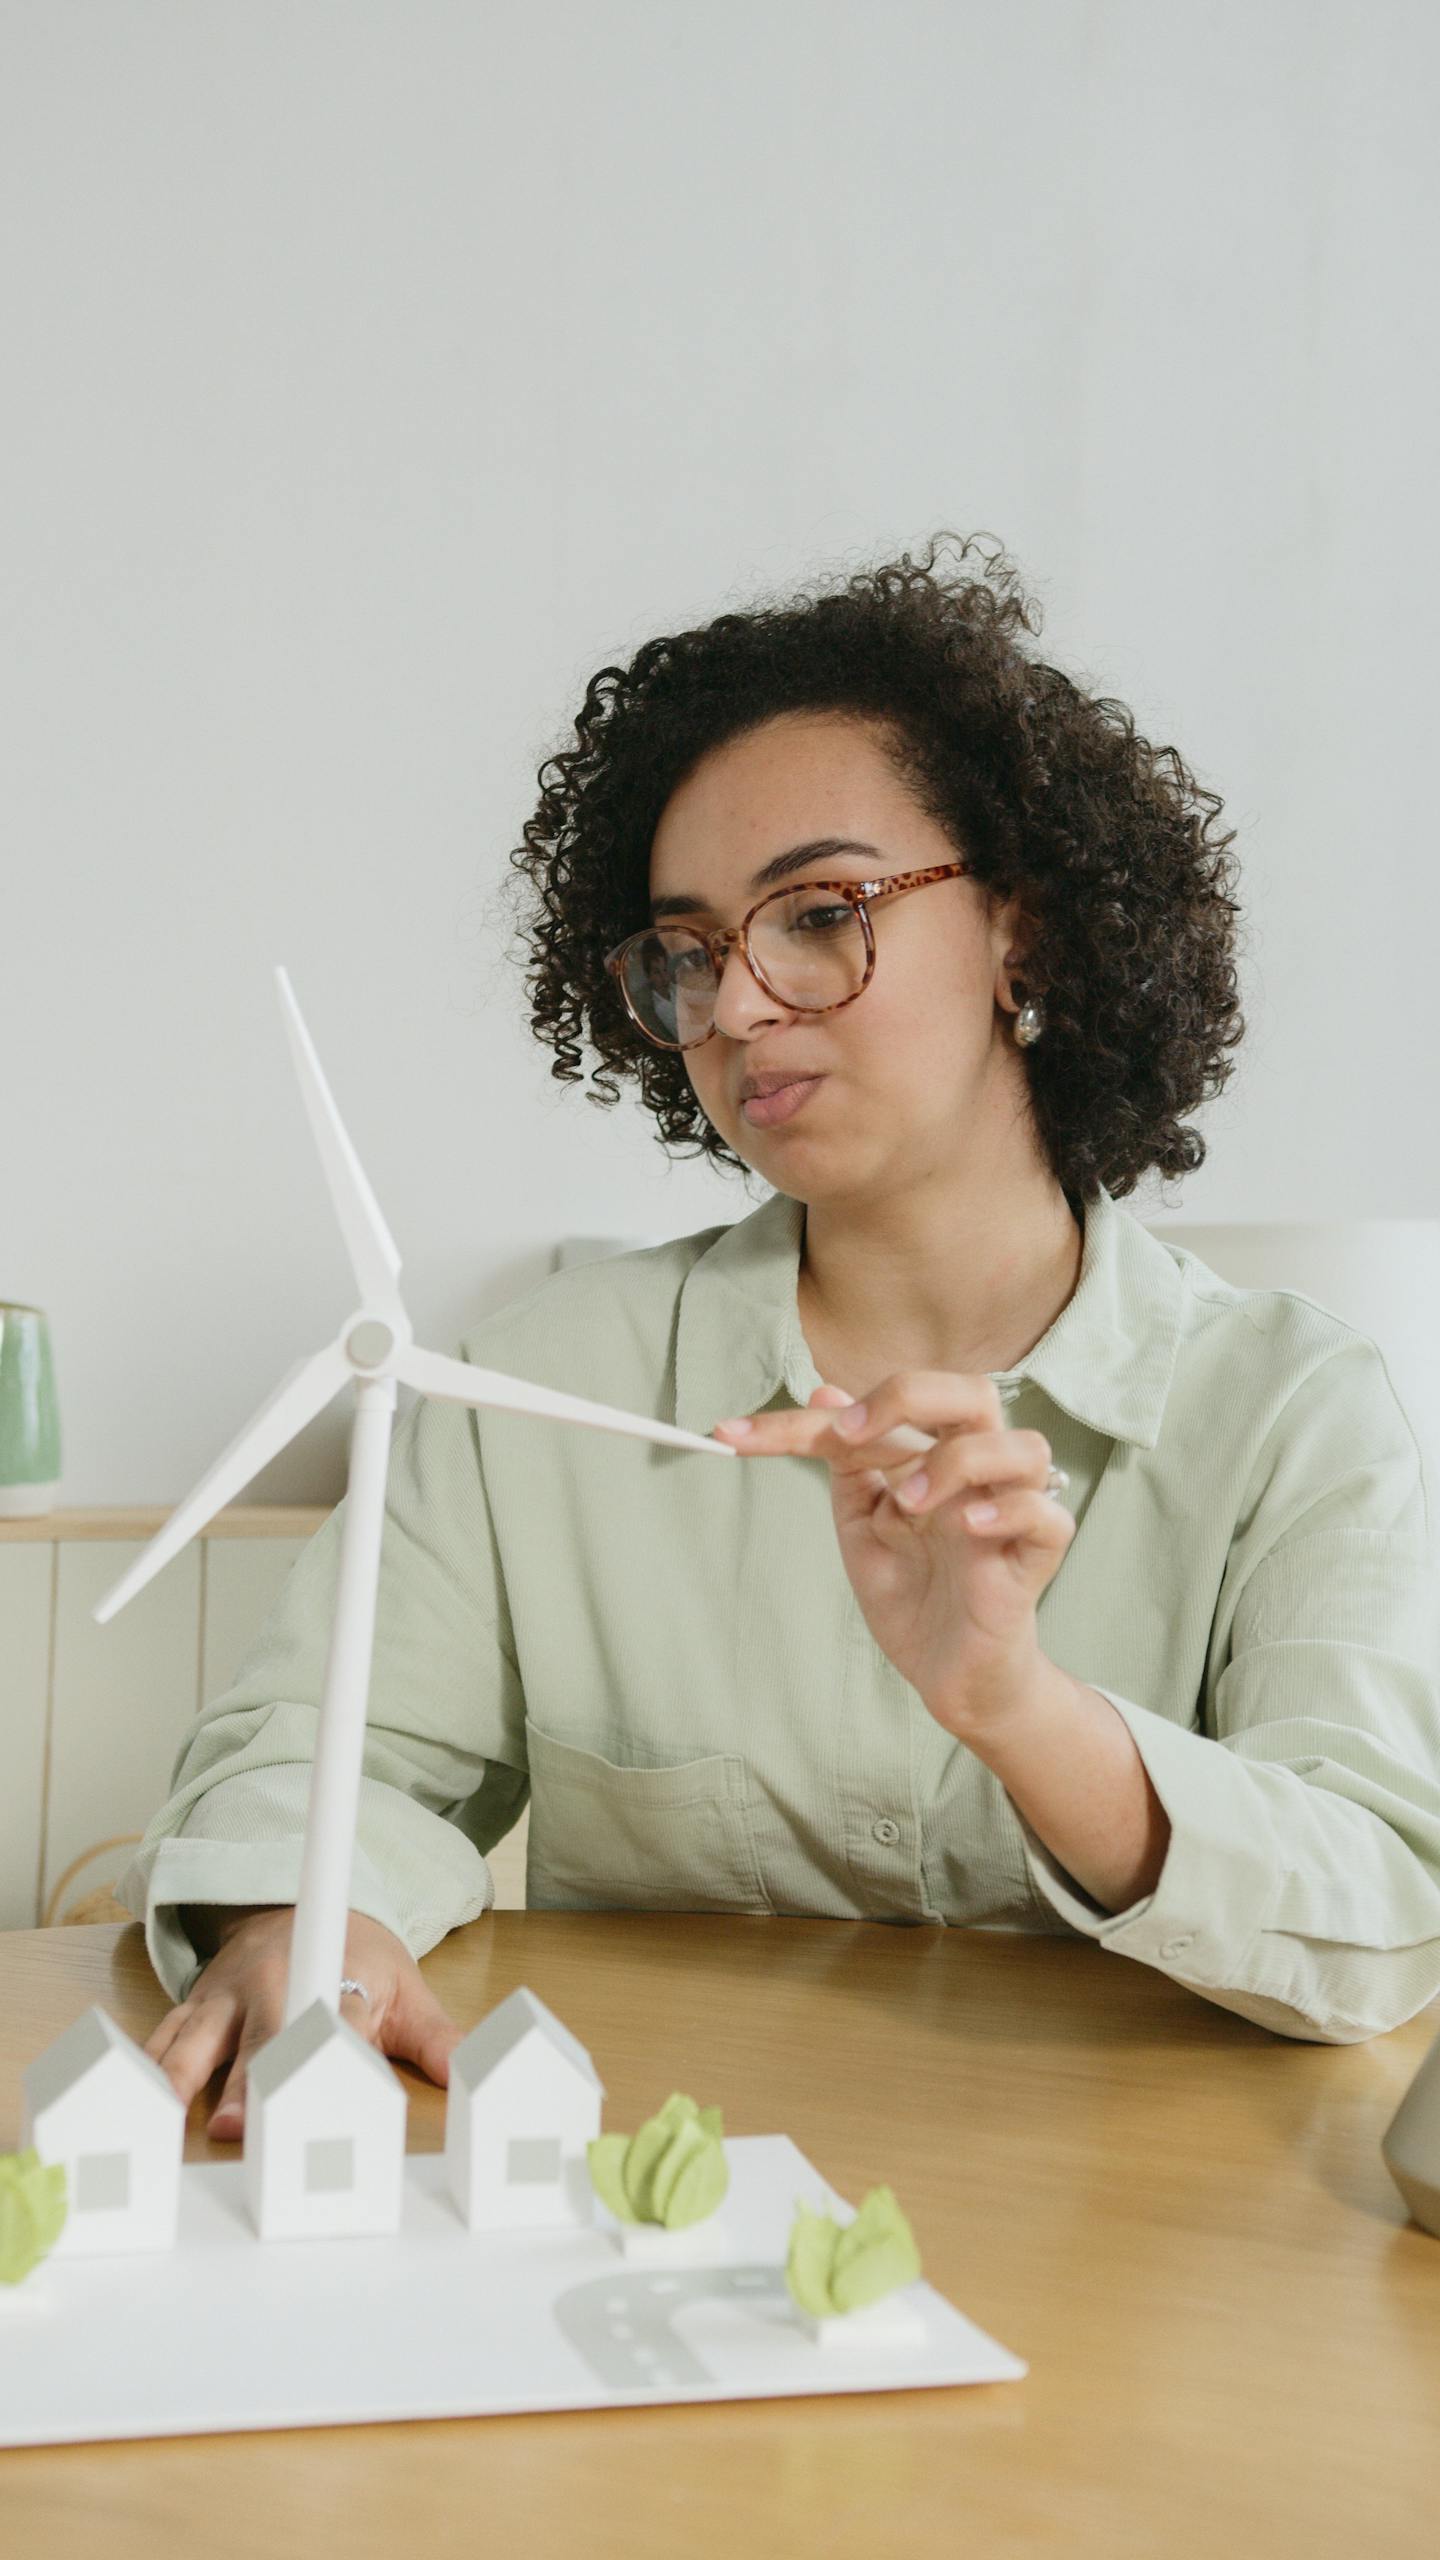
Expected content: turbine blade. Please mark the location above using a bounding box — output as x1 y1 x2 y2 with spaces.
274 966 404 1317
393 1344 737 1460
93 1342 351 1624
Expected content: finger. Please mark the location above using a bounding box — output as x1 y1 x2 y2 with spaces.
891 1428 1055 1517
831 1461 907 1539
809 1381 930 1477
149 1999 242 2108
143 2003 194 2066
208 2001 284 2140
807 1387 910 1528
823 1370 1007 1454
810 1395 918 1537
714 1405 936 1463
384 1985 464 2090
947 1484 1076 1551
208 2064 249 2142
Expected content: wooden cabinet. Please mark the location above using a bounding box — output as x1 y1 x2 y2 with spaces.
0 1508 528 1927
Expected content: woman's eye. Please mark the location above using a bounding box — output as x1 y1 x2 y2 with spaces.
792 904 851 934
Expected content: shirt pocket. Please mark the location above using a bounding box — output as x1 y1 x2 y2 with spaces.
523 1717 774 1915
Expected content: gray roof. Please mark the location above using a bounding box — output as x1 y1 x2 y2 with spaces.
247 1997 400 2101
452 1985 603 2096
24 2003 183 2124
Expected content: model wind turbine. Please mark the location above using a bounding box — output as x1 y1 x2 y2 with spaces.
92 966 735 2031
5 960 1022 2411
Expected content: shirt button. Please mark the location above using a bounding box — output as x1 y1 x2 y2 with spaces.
1160 1934 1194 1961
872 1817 901 1846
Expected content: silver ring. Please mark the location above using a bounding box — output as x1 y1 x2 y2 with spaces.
338 1977 371 2004
1044 1465 1070 1501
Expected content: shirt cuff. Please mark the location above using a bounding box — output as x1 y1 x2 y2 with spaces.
1015 1684 1280 1984
116 1827 495 2006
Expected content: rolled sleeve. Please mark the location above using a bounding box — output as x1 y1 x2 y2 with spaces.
116 1746 498 2005
1020 1504 1440 2044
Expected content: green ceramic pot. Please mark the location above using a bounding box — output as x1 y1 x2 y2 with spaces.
0 1304 61 1517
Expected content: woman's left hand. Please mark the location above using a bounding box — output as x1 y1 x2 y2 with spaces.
713 1373 1076 1733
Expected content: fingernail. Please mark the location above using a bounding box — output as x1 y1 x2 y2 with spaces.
834 1403 868 1434
897 1471 929 1507
965 1500 999 1524
715 1417 753 1435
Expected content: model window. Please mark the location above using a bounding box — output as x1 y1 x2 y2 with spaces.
304 2136 356 2193
74 2149 130 2211
506 2136 563 2183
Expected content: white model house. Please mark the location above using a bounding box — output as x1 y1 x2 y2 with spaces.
445 1986 604 2230
22 2004 185 2254
243 1998 407 2241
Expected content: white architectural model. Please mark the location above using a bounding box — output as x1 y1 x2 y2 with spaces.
22 2006 184 2254
798 2293 930 2348
23 965 732 2244
613 2212 734 2266
445 1986 603 2230
244 1999 407 2240
0 971 1020 2444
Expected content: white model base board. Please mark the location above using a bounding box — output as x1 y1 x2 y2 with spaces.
0 2137 1026 2447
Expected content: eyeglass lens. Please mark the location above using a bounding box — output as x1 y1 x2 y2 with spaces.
622 888 868 1045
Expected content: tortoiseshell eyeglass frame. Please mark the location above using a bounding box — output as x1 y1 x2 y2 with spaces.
602 861 972 1051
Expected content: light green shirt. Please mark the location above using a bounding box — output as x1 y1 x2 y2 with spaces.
119 1183 1440 2045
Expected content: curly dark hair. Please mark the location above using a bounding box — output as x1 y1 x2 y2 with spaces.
506 530 1247 1207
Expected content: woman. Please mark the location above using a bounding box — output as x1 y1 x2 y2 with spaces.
127 531 1440 2138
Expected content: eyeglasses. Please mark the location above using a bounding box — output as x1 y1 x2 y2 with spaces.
603 861 971 1052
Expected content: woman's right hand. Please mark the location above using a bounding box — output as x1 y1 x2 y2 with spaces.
143 1904 464 2141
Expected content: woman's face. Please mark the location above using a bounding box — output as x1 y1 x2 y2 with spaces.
646 710 1030 1206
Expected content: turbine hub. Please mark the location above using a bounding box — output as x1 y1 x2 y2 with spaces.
344 1317 396 1372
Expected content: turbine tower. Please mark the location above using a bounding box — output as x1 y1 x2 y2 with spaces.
94 967 734 2026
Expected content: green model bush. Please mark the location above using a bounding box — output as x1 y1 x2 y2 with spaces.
785 2184 921 2317
0 2148 68 2286
587 2092 730 2230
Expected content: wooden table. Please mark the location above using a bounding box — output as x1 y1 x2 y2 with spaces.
2 1914 1437 2560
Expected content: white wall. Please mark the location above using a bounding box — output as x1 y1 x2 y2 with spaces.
3 0 1436 1505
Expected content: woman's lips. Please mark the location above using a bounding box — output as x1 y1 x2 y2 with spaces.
740 1075 824 1128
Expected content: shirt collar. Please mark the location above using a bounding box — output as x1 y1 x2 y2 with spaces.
674 1180 1186 1450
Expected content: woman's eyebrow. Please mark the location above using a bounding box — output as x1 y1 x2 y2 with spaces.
649 836 883 919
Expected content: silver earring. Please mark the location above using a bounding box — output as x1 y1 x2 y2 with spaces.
1014 994 1045 1046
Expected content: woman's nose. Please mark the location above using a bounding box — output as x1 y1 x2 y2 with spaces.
711 941 788 1039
